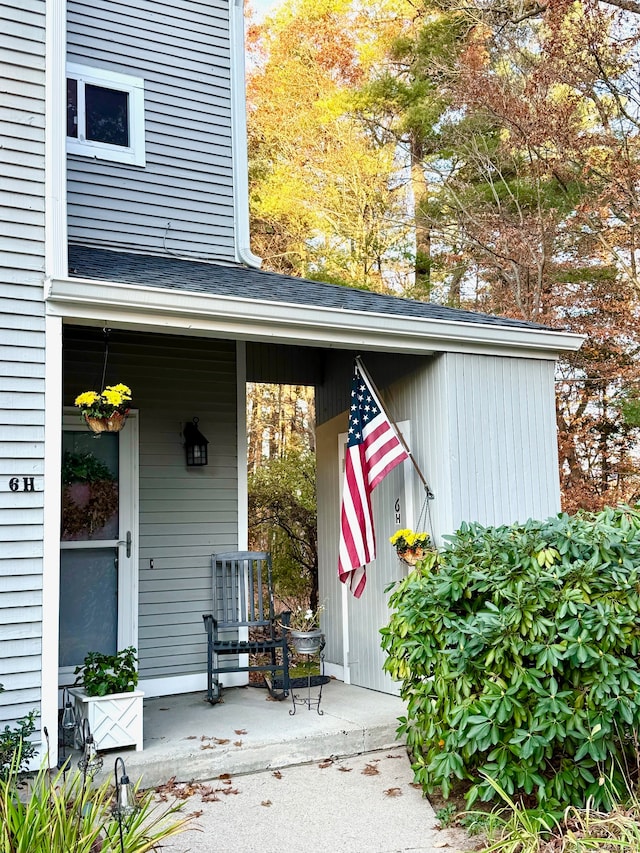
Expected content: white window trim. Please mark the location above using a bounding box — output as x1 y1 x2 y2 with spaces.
66 63 146 167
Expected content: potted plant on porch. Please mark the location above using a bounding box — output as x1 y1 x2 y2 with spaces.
70 646 144 752
286 604 325 655
74 383 132 434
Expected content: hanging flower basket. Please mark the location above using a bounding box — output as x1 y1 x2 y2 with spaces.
398 547 426 566
84 411 128 433
390 529 431 566
289 629 324 655
75 384 132 435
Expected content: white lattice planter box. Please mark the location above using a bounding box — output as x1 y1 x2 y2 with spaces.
69 687 144 752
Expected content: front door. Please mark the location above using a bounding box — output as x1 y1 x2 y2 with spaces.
59 411 138 687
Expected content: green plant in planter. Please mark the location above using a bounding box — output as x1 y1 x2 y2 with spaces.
74 647 138 697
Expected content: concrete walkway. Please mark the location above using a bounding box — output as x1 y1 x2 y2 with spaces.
159 748 469 853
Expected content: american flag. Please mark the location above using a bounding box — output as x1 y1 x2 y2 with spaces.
338 362 408 598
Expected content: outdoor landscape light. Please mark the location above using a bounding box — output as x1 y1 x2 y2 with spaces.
183 417 209 466
113 756 138 852
77 718 103 776
113 757 137 819
58 688 76 767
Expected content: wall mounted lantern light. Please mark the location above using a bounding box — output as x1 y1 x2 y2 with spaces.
183 417 209 467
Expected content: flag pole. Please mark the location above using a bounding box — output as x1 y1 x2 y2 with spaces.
355 355 435 500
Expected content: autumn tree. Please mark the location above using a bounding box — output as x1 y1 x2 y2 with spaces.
246 0 415 291
247 383 317 604
246 0 640 511
364 0 640 510
248 450 318 609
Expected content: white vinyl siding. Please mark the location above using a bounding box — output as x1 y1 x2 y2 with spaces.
66 0 236 260
0 0 46 726
63 329 238 681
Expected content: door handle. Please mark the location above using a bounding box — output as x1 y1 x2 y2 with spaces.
118 531 132 558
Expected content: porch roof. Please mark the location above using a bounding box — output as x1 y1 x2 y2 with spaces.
47 245 583 358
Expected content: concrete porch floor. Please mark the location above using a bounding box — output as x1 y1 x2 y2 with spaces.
105 680 406 789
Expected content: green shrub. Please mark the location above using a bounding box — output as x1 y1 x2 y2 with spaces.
381 506 640 810
0 684 37 780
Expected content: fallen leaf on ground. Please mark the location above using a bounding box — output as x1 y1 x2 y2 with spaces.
219 773 232 780
262 800 272 807
214 737 230 745
338 766 352 772
184 735 197 740
235 729 248 735
384 787 402 797
318 758 334 769
273 770 282 779
362 763 380 776
201 793 220 803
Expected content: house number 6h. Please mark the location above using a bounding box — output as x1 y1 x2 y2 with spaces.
9 477 35 492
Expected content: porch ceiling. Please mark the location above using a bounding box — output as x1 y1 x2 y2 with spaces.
46 246 584 359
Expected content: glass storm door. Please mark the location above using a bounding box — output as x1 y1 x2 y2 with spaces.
59 411 138 686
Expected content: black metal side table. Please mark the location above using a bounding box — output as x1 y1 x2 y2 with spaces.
289 634 325 715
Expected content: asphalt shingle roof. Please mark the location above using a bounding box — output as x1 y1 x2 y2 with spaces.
68 245 546 331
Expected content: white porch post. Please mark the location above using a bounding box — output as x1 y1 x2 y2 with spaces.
237 341 248 550
41 316 63 764
42 0 67 765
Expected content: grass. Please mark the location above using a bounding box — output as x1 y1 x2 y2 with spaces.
0 747 191 853
462 775 640 853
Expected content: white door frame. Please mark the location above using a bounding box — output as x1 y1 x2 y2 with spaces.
59 409 139 686
337 420 413 686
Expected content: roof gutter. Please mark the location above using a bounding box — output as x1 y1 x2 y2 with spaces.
46 275 584 359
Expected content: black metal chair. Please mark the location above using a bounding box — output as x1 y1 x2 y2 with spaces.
202 551 290 704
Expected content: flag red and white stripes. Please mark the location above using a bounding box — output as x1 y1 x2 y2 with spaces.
338 362 408 598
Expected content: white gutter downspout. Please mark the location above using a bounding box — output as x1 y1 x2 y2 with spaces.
229 0 262 269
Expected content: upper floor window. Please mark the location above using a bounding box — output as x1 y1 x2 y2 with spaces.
66 64 146 167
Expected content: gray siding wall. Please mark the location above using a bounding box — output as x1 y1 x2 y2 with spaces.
0 0 46 725
66 0 236 261
390 353 561 534
63 330 238 681
317 351 561 678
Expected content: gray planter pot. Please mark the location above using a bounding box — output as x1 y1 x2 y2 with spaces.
289 630 324 655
